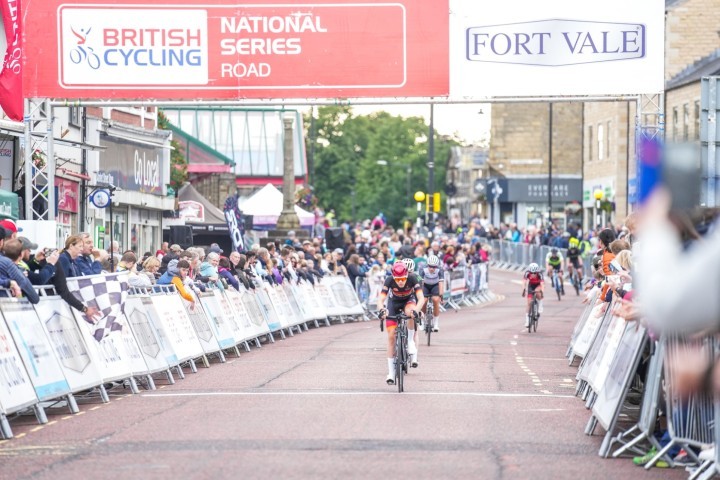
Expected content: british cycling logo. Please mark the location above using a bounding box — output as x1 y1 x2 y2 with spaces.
69 26 101 70
65 23 205 72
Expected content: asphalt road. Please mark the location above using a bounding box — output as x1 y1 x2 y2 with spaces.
2 269 686 479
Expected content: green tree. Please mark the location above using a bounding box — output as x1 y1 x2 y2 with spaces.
305 106 455 226
157 110 189 189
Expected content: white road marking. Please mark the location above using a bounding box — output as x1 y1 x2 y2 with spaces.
510 341 517 346
521 408 563 411
142 391 575 399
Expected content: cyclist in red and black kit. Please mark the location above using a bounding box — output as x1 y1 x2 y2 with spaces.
377 262 425 385
522 263 544 328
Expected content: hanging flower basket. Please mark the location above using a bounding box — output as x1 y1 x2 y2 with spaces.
295 186 318 210
32 149 47 170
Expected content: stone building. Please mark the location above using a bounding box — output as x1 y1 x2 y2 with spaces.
487 102 584 230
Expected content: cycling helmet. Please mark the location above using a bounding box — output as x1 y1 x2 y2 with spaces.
528 263 541 273
569 237 579 247
550 248 558 254
401 258 415 273
391 262 408 279
427 254 440 267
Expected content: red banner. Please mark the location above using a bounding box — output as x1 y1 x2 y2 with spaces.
0 0 22 120
23 0 448 100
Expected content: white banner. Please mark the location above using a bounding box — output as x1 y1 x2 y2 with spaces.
72 307 134 383
265 285 294 329
572 302 606 358
124 297 171 374
214 290 247 344
0 308 37 415
321 276 364 316
449 0 664 96
147 295 204 364
256 285 283 331
586 312 626 392
297 281 328 321
593 323 646 430
198 292 237 350
35 297 103 392
1 300 71 401
227 289 271 340
182 292 222 356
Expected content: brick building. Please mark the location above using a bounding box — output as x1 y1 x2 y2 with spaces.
488 102 583 230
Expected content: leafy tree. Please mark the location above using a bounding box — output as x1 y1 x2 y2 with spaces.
305 106 456 226
157 110 189 189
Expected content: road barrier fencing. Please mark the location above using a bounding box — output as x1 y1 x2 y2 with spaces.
0 272 366 440
565 289 718 476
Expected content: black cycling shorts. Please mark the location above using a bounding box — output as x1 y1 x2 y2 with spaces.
386 295 417 326
422 283 440 297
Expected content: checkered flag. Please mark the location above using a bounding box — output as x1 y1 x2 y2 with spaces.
67 272 129 342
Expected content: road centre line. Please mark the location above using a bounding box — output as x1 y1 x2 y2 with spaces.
141 391 574 399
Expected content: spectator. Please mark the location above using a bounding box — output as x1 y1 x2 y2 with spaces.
18 237 56 285
76 232 102 275
157 259 196 306
200 252 224 290
235 254 255 290
59 235 84 278
130 256 160 287
1 238 40 303
116 252 137 272
160 243 182 274
346 254 366 288
270 258 283 284
218 257 240 290
209 243 224 255
0 219 21 239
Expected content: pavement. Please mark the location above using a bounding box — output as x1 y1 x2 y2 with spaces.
1 269 688 479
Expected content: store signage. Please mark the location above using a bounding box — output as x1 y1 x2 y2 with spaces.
97 134 166 195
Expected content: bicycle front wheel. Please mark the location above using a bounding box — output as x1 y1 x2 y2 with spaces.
395 332 405 393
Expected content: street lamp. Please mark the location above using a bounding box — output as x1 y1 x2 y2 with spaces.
593 189 604 229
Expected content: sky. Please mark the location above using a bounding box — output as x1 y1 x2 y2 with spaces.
350 103 491 145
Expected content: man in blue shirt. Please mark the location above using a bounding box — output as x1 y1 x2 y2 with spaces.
76 232 102 275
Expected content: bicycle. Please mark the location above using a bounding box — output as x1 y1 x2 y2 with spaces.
528 291 540 333
551 269 562 301
381 312 413 393
424 302 434 346
569 266 582 296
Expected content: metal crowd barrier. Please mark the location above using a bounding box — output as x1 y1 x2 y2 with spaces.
0 274 365 440
565 292 719 473
353 263 495 316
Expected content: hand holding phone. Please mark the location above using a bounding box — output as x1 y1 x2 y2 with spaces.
609 259 622 273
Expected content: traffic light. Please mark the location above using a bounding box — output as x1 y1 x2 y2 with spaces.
433 192 441 212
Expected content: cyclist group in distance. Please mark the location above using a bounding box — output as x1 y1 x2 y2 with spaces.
377 254 444 385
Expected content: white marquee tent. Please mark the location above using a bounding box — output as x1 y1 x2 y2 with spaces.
240 183 315 229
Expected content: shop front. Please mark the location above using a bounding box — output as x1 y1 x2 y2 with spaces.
89 125 174 253
495 176 583 230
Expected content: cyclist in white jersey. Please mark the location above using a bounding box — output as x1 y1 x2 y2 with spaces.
420 254 444 331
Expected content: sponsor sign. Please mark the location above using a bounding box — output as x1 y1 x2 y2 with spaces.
179 200 205 223
23 1 448 100
450 0 664 96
